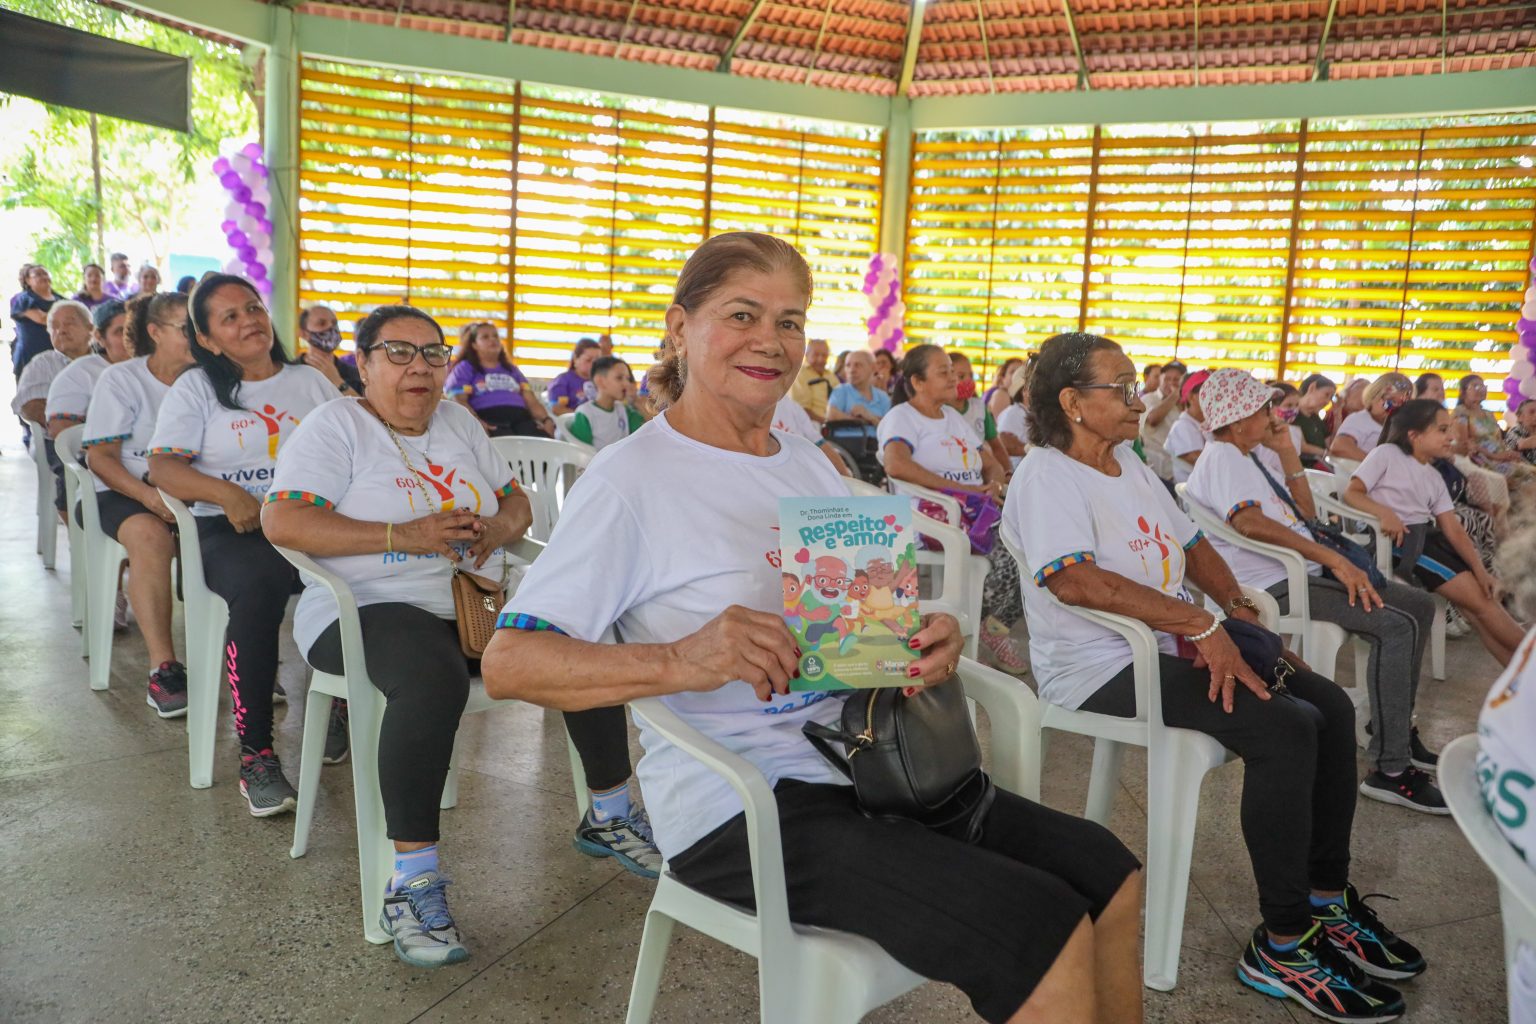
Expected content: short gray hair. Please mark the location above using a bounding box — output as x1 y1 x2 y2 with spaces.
47 299 92 331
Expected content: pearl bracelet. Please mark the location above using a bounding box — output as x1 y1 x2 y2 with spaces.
1187 616 1223 643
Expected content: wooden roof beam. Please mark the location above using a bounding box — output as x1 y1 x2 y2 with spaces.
1060 0 1092 91
897 0 928 96
719 0 770 72
1313 0 1340 80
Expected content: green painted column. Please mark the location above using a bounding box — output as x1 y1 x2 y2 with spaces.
263 5 299 352
879 96 913 273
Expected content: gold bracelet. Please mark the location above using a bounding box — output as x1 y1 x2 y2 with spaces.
386 522 393 553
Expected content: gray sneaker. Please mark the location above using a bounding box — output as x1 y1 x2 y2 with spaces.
238 748 298 817
574 806 662 879
381 871 471 968
322 698 349 765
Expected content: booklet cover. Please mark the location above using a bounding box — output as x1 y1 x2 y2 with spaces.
780 495 921 691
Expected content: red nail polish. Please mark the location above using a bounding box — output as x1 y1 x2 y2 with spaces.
792 669 800 678
902 686 917 697
908 638 921 649
907 666 921 678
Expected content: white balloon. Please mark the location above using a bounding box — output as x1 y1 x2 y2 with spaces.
229 153 251 174
236 214 256 233
223 258 243 275
245 229 269 248
1524 299 1536 319
224 200 243 221
1516 362 1536 384
1525 285 1536 304
255 246 274 265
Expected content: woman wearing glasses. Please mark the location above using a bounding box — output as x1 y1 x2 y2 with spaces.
1007 333 1422 1024
149 275 341 817
1328 373 1412 464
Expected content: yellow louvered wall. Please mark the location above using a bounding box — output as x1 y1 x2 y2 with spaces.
296 59 882 372
906 115 1536 398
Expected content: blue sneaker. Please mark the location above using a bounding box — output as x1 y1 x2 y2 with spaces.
574 807 662 879
1313 886 1427 980
1238 923 1404 1022
380 871 470 968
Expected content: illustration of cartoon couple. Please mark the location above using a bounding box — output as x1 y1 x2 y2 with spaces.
783 547 918 655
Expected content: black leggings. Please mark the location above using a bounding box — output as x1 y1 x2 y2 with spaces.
479 404 543 437
305 602 633 838
307 604 468 842
197 517 297 753
1079 655 1357 936
670 780 1139 1023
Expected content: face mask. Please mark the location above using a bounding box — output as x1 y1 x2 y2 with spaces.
308 326 341 353
1381 397 1402 413
1276 406 1298 423
956 378 976 400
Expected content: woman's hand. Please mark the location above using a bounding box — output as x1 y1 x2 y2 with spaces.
222 487 264 533
466 507 531 569
1262 418 1294 452
1475 567 1503 601
1376 508 1407 545
1191 623 1271 713
1327 558 1383 610
140 487 176 525
666 605 799 701
302 348 345 389
974 480 1005 502
392 508 480 559
901 612 965 693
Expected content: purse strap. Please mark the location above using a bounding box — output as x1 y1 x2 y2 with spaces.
1248 452 1324 541
801 719 858 781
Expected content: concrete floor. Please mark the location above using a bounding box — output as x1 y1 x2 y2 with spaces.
0 430 1511 1024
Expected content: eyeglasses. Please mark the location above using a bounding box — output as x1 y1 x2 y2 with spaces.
1073 381 1141 406
364 340 452 367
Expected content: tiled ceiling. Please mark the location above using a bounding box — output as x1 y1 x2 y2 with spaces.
279 0 1536 96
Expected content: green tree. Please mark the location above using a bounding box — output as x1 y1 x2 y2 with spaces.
0 0 258 270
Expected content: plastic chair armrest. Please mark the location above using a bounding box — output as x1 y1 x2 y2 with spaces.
891 479 963 530
628 697 796 949
913 511 970 618
273 545 369 685
954 657 1040 799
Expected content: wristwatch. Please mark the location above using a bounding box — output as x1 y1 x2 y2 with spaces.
1226 595 1260 616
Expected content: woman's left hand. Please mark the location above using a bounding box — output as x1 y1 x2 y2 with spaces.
901 612 965 694
1476 569 1502 601
466 509 530 569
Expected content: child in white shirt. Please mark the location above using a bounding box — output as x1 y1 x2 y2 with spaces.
1345 398 1524 666
567 356 646 452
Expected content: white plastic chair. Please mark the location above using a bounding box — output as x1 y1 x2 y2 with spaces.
846 477 984 657
624 657 1042 1024
491 435 594 541
1176 484 1373 745
22 417 58 569
884 478 989 652
56 425 88 634
1440 733 1536 1023
276 541 590 944
1307 470 1447 681
1002 528 1249 991
55 428 126 691
159 491 230 790
552 411 597 455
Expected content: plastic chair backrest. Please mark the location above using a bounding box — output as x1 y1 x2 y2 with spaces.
551 412 597 454
1440 733 1536 995
53 426 101 532
1176 483 1314 625
54 424 85 468
887 479 963 532
1306 471 1391 572
22 417 48 466
158 491 209 590
492 435 592 505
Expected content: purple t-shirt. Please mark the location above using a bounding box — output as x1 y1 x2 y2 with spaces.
547 369 589 411
445 359 528 411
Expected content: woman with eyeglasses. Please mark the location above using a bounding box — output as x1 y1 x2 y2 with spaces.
1328 373 1411 465
264 305 544 968
149 274 342 818
1008 333 1421 1023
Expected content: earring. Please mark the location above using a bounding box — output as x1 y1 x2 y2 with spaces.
1074 416 1083 423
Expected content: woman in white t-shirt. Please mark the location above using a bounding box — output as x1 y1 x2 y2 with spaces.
1165 369 1210 485
994 361 1031 469
1344 399 1525 666
1184 370 1443 815
148 275 342 819
483 233 1143 1024
1330 372 1411 464
1477 612 1536 1024
264 305 543 968
1010 333 1421 1021
880 344 1028 674
82 293 195 718
947 351 1010 472
44 298 132 438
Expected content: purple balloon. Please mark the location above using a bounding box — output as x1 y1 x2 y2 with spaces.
248 263 268 281
1518 317 1536 337
220 171 241 190
256 217 274 235
233 185 252 204
252 164 268 180
219 219 237 235
1506 375 1522 396
228 229 248 248
244 201 266 219
212 157 231 175
237 245 257 262
241 142 264 160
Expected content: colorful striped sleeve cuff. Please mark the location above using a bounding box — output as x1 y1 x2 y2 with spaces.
147 446 198 458
47 413 85 424
1183 530 1206 551
496 612 568 634
1225 500 1260 522
264 490 335 510
884 436 915 453
81 433 131 448
1032 551 1094 586
494 479 521 498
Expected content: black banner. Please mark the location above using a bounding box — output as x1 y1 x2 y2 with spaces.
0 8 191 133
